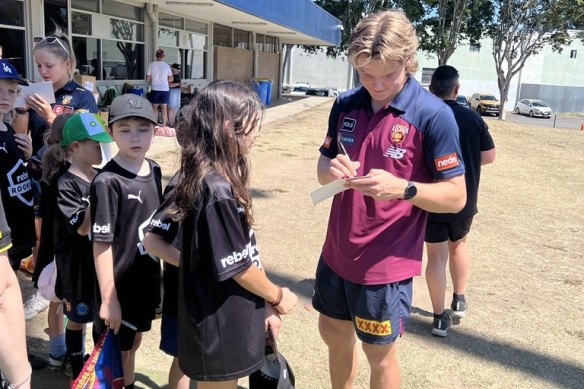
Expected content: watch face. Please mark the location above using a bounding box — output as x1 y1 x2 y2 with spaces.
405 182 417 199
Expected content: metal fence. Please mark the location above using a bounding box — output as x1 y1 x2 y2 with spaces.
519 84 584 114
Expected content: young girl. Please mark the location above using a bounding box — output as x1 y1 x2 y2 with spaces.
173 80 297 389
51 113 112 380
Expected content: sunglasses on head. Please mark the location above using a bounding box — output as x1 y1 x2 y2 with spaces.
33 36 70 57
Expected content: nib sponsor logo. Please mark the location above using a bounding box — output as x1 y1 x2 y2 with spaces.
92 223 110 234
434 153 460 171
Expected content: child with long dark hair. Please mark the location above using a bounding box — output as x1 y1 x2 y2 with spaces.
174 80 297 389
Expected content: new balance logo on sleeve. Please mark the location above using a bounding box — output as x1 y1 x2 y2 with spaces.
127 190 143 203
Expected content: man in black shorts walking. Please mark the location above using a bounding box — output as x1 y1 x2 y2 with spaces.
425 65 496 336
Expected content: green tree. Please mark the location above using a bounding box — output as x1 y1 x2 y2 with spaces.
416 0 493 65
486 0 577 120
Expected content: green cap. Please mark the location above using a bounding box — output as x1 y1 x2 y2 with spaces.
60 113 113 146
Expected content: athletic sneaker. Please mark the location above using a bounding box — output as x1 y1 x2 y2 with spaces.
431 312 453 337
451 298 468 318
23 292 50 320
48 354 67 372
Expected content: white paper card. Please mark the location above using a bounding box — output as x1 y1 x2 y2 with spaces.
310 177 370 206
15 81 56 108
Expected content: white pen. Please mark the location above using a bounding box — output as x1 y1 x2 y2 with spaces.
338 139 349 156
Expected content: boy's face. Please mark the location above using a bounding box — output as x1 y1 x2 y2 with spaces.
109 118 154 159
0 79 19 114
357 58 409 107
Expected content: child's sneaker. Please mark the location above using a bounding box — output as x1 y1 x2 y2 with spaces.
451 298 468 318
431 312 453 337
48 354 67 372
23 292 50 320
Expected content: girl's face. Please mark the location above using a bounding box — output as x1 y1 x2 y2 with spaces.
239 114 262 155
34 48 71 89
0 79 19 115
110 119 155 160
73 139 102 166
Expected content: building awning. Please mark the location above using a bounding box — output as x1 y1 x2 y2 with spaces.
161 0 342 46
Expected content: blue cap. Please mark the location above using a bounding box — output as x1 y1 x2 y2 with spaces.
0 60 28 86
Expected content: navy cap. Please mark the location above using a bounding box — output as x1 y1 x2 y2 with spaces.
0 60 28 86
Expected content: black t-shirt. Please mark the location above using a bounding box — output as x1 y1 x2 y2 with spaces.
90 158 162 330
54 171 95 304
171 74 181 89
0 124 36 253
428 100 496 221
144 173 180 316
178 171 265 381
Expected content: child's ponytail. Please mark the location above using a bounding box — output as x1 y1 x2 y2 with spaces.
41 114 74 185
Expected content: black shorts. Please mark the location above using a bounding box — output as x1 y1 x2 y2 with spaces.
312 257 412 345
425 216 474 243
93 319 139 352
149 90 170 105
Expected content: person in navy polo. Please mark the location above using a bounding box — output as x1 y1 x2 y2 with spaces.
312 10 467 388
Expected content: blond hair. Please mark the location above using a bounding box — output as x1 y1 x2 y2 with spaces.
348 10 419 74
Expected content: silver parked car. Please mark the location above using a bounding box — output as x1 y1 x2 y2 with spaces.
456 95 470 108
514 99 553 118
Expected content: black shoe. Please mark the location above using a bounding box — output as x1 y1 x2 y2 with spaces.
28 352 48 370
431 312 453 337
451 298 468 318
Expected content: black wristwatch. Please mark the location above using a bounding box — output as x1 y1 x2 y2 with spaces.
403 181 417 200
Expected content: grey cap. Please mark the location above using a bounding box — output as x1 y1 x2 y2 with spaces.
108 94 157 125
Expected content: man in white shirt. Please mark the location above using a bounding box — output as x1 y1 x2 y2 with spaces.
146 49 173 126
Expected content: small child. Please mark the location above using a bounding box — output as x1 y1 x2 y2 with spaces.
0 60 35 272
172 80 297 388
90 94 162 389
51 113 112 380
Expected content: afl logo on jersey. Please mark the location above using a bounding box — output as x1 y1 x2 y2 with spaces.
390 124 409 144
62 95 73 105
341 118 357 132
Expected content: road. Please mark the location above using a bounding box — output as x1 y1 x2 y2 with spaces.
481 111 584 130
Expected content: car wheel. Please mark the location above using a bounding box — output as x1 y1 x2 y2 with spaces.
529 111 534 117
477 106 482 115
515 107 520 115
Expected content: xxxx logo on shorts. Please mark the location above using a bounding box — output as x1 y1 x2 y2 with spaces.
355 316 392 336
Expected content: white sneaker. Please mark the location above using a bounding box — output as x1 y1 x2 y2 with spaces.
23 292 50 320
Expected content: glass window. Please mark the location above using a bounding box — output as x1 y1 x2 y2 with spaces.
160 13 183 29
469 44 480 52
103 0 143 22
185 49 207 79
234 29 250 50
185 19 207 35
102 39 144 80
71 0 98 13
72 37 106 79
110 19 144 42
256 34 264 51
44 0 68 35
189 34 207 51
72 12 92 35
158 46 181 66
158 28 178 47
213 24 232 47
0 28 26 78
421 67 435 85
264 35 277 53
0 0 24 27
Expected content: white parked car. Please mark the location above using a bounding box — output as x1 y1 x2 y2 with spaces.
289 82 311 96
514 99 553 118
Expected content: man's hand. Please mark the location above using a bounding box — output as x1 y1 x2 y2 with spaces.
345 169 407 200
317 154 361 185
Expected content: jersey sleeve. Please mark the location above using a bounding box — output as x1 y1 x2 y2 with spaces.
144 194 179 244
479 121 495 152
57 179 87 234
204 198 252 282
423 105 466 180
319 97 342 159
90 175 118 243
